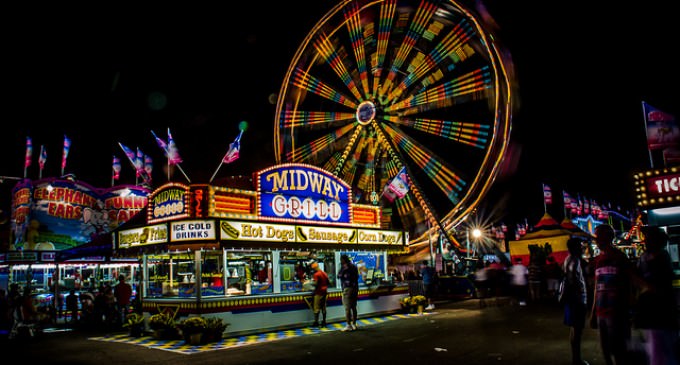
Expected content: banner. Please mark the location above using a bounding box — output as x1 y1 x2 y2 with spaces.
643 101 679 151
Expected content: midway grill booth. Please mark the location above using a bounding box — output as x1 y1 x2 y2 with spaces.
115 163 410 335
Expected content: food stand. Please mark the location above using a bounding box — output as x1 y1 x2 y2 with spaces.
115 164 410 335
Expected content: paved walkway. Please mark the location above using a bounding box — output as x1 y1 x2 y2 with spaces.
88 312 436 355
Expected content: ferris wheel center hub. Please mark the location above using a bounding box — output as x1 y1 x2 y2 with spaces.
356 101 376 125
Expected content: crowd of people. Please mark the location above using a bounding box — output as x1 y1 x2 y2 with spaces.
0 274 135 338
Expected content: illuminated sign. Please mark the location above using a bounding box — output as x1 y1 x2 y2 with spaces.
220 220 404 246
10 178 148 250
117 224 168 249
257 164 352 224
634 169 680 208
170 220 216 242
148 183 191 223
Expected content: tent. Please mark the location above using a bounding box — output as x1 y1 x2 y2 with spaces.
508 213 591 265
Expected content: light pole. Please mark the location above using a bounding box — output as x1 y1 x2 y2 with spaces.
466 227 482 259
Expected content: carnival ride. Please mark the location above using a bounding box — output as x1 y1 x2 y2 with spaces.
274 0 514 247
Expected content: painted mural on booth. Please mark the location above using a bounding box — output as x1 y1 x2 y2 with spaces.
10 178 149 250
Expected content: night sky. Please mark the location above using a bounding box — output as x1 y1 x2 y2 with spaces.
1 1 678 229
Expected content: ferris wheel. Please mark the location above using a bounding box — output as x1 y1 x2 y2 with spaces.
274 0 514 247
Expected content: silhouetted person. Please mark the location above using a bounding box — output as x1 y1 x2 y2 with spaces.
562 238 589 365
635 226 679 365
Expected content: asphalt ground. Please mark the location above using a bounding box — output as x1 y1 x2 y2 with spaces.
0 297 658 365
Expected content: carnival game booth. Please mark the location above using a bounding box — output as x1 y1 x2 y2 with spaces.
508 213 591 265
1 177 149 316
115 164 410 335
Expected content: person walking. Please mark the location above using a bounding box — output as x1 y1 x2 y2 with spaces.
420 260 436 310
65 289 79 324
562 238 590 365
508 257 528 306
635 226 679 365
589 224 641 365
113 274 132 326
310 262 329 327
338 254 359 331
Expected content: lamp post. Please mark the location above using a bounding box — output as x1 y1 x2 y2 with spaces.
466 228 482 259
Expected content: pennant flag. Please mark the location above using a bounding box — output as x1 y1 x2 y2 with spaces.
387 166 410 199
61 135 71 171
382 182 398 202
542 184 552 205
112 155 121 180
144 154 153 176
222 135 241 164
135 147 145 177
562 190 572 206
151 130 168 153
39 145 47 171
119 142 136 163
643 101 679 151
167 128 183 165
25 136 33 169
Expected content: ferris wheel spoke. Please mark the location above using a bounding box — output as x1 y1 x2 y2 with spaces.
384 115 490 149
378 0 439 101
384 66 492 113
314 33 365 102
382 123 466 204
292 67 359 109
279 108 356 129
284 122 357 163
342 1 371 99
385 19 476 103
371 0 398 99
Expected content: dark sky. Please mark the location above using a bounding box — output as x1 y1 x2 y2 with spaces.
1 1 678 228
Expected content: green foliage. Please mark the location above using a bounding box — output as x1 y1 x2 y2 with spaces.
149 313 175 331
123 313 145 328
178 316 207 335
204 317 229 333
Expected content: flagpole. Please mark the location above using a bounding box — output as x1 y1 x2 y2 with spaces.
210 123 247 183
542 184 547 213
641 101 655 169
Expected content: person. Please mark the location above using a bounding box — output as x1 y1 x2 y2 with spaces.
634 226 679 365
420 260 436 310
508 257 528 306
65 289 79 324
562 238 590 365
527 255 544 303
544 255 563 301
338 254 359 331
588 224 641 365
309 262 329 327
114 274 132 326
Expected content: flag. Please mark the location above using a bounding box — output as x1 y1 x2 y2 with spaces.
382 182 398 202
643 101 679 151
222 135 241 164
61 135 71 171
144 154 153 177
387 166 410 198
39 145 47 171
562 190 572 206
135 147 145 177
542 184 552 205
166 128 183 165
112 155 121 180
151 130 168 153
24 136 33 168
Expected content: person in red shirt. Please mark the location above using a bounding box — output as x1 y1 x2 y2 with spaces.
310 262 329 327
114 274 133 326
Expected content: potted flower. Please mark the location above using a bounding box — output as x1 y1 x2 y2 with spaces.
203 317 229 343
148 313 178 340
123 313 146 337
400 295 427 314
178 316 207 345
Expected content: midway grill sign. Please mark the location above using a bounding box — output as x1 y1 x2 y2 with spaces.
257 164 352 224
